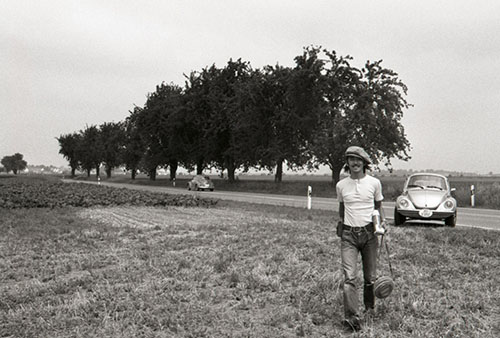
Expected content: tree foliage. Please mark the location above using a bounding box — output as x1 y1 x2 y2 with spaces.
57 133 81 177
1 153 28 174
100 121 126 178
202 59 255 181
57 46 412 183
122 107 146 179
135 82 184 180
309 49 411 185
78 125 103 178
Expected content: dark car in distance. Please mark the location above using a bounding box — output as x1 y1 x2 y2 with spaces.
187 175 215 191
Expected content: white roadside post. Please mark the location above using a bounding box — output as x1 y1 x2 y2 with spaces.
471 184 475 207
307 185 312 210
98 176 101 185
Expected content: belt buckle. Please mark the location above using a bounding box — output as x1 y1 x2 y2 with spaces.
352 226 363 233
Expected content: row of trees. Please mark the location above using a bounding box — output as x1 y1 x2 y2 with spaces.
1 153 28 174
58 46 412 185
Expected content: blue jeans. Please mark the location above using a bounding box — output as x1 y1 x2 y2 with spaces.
341 224 378 320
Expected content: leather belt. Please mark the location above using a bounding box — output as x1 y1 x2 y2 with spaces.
343 223 374 233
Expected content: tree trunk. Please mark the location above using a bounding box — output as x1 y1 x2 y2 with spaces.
196 157 204 175
131 168 137 180
226 158 236 182
227 170 235 181
105 166 112 178
330 162 344 187
148 167 157 181
87 169 91 177
95 164 100 178
71 168 76 178
274 159 283 183
169 159 178 180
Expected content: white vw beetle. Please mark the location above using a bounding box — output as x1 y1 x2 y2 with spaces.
394 173 457 227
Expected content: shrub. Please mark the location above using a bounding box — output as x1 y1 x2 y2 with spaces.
475 182 500 208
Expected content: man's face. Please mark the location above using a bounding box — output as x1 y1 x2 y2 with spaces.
347 156 364 174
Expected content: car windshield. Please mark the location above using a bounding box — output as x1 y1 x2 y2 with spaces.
407 175 446 190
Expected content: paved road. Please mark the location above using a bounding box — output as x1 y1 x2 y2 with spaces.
64 180 500 232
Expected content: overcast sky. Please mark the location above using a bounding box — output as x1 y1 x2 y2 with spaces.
2 1 500 174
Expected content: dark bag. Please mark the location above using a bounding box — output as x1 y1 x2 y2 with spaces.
336 221 344 237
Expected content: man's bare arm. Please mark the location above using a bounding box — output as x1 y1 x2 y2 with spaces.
374 200 387 228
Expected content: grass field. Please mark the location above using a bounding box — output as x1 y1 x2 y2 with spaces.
1 176 499 337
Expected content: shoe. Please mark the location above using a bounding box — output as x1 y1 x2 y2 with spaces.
342 317 361 332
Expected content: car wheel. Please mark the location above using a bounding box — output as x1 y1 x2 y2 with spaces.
187 184 191 191
445 213 457 227
210 188 214 191
394 208 406 226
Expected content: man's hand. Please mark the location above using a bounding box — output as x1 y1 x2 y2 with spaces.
381 220 388 233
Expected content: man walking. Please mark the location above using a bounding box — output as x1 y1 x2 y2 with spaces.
336 146 387 331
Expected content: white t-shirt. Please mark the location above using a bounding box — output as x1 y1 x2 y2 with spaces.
336 175 384 227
